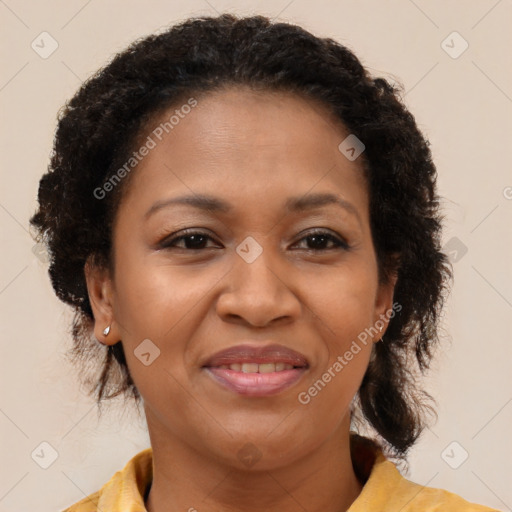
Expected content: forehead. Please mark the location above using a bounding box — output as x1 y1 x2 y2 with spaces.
117 86 368 216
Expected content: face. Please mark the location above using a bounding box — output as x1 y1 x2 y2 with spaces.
86 87 396 470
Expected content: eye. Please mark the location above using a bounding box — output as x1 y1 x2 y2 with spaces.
158 228 350 252
159 229 219 250
293 229 350 251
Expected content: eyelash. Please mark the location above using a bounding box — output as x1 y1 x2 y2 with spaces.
158 228 350 252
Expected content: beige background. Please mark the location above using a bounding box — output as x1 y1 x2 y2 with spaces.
1 1 511 511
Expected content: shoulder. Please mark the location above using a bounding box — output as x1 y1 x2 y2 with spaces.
349 439 499 512
389 467 500 511
60 448 153 512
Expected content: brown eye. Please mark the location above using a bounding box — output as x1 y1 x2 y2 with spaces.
294 230 349 251
159 230 219 250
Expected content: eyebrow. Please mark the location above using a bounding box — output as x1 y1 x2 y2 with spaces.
144 192 362 225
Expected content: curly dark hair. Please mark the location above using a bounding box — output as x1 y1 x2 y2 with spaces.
30 13 452 459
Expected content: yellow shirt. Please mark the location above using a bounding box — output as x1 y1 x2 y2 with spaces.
62 436 499 512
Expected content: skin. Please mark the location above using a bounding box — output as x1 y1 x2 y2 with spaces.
85 86 397 512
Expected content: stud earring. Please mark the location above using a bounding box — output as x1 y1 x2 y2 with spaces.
103 325 111 336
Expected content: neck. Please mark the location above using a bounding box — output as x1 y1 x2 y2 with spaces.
145 412 363 512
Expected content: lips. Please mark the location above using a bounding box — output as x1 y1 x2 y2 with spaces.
203 344 309 368
202 344 309 397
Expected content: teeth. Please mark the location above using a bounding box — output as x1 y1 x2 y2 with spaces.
258 363 276 373
241 363 259 373
220 363 295 373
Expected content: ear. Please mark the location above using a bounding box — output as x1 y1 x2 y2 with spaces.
84 256 119 346
372 268 399 343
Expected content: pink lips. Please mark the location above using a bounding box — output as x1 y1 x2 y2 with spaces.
203 344 309 397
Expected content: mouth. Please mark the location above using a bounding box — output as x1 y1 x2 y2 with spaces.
202 344 309 397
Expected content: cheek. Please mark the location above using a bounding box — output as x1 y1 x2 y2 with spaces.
298 263 376 401
111 251 231 390
111 264 208 415
297 276 374 420
304 263 378 342
112 247 224 335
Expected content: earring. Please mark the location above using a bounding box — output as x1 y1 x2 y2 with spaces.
103 325 111 336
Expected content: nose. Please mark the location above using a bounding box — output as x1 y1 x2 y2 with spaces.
216 244 301 328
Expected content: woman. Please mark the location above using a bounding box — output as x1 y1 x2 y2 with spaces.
30 13 499 512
